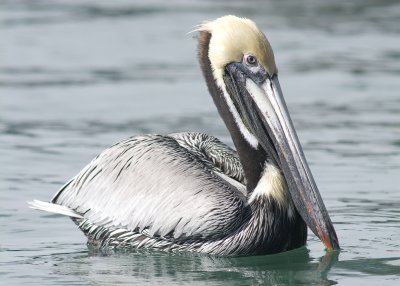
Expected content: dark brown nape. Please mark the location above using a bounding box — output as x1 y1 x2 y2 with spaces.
197 31 267 192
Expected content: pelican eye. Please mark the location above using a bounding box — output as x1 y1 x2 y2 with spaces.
244 54 258 66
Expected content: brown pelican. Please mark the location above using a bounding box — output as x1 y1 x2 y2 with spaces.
29 15 339 256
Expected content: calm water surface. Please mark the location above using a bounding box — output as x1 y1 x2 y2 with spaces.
1 0 400 285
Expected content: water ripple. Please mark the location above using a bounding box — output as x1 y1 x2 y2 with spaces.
2 1 400 285
0 64 195 88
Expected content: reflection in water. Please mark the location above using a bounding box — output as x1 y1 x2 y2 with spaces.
42 248 339 285
336 257 400 277
39 248 400 285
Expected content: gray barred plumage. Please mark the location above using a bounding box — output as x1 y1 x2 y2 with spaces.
53 133 247 241
32 132 302 256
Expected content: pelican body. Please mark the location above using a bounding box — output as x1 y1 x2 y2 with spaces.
30 16 339 256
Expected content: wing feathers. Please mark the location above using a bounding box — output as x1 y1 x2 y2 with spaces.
28 200 83 219
51 133 247 241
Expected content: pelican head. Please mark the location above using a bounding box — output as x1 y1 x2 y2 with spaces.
198 15 339 251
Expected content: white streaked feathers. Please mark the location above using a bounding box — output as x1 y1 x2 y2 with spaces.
44 133 248 241
28 200 83 219
30 132 295 250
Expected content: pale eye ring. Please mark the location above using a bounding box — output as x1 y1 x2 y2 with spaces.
244 54 258 66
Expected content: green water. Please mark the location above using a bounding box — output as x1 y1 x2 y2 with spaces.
1 0 399 285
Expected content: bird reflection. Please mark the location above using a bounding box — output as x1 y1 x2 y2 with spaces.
62 247 339 285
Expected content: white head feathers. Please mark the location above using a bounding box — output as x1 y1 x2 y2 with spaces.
197 15 277 88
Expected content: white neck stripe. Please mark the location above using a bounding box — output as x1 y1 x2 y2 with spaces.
220 86 259 149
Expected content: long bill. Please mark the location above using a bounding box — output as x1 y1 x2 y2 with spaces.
224 63 340 250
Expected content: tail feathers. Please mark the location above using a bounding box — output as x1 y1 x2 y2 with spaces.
28 200 83 219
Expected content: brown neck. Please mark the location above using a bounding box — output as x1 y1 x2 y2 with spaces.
198 31 267 191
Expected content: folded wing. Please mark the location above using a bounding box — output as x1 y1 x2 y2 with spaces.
51 133 248 241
